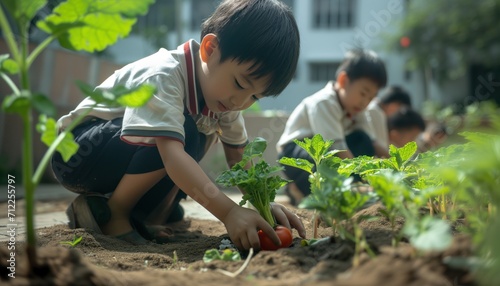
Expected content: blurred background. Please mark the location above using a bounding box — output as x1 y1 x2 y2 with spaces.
1 0 499 183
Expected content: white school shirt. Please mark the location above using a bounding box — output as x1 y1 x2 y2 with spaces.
57 40 248 148
366 99 389 150
277 81 375 151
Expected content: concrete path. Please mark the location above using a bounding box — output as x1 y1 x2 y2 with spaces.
0 184 289 242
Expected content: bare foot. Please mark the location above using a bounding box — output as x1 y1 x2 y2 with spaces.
101 217 134 236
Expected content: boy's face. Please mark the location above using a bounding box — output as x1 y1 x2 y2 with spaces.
383 102 404 117
198 34 268 112
389 128 422 148
337 72 379 116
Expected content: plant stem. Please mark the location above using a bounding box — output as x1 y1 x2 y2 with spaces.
21 108 36 268
0 72 20 94
0 6 20 61
440 193 447 220
17 19 37 268
26 35 56 68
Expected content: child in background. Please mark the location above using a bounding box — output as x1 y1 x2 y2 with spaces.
367 85 447 152
386 107 426 148
276 49 388 205
51 0 305 249
367 85 413 150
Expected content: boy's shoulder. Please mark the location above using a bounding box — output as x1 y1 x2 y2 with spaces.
113 40 200 89
304 82 339 105
121 46 184 76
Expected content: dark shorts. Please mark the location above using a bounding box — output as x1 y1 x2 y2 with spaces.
51 115 207 219
278 129 375 196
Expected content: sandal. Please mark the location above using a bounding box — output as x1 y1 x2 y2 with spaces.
66 193 110 234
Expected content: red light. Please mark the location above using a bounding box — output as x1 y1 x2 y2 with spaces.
400 36 411 48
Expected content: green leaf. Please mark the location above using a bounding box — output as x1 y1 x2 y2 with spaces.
388 145 403 170
203 248 241 263
0 54 19 74
2 0 47 32
398 142 418 163
294 134 333 164
403 216 452 252
60 235 83 247
2 93 30 114
32 94 56 117
115 84 156 107
278 157 314 174
36 115 79 162
76 81 155 107
37 0 155 52
242 137 267 160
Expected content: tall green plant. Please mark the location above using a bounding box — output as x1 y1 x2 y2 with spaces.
0 0 155 268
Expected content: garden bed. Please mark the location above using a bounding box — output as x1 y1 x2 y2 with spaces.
0 201 473 286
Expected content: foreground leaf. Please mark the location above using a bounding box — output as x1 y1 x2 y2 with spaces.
36 115 79 162
2 0 47 33
37 0 154 52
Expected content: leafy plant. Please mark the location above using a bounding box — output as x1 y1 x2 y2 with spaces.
203 248 241 263
215 137 292 250
278 134 343 237
0 0 155 269
279 134 374 266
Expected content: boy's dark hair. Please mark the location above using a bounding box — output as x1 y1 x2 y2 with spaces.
201 0 299 97
379 85 413 107
387 107 426 131
336 49 387 88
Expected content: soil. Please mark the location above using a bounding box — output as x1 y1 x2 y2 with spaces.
0 200 475 286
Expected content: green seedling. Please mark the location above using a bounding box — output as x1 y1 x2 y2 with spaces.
203 249 241 263
280 134 374 266
216 137 293 250
278 134 343 238
59 235 83 248
0 0 155 268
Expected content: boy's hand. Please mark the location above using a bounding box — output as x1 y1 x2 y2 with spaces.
270 202 306 238
222 205 280 250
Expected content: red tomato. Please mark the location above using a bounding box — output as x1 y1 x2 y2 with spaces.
258 225 293 251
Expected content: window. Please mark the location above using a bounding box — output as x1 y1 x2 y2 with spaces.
191 0 221 31
312 0 355 29
309 62 340 82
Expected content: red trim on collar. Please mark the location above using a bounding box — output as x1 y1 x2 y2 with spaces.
183 40 218 120
184 41 197 115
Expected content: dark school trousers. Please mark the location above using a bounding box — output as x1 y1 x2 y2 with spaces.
278 129 375 197
51 115 207 221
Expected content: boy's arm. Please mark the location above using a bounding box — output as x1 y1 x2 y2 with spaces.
222 143 245 169
373 141 390 158
222 143 306 238
155 137 281 249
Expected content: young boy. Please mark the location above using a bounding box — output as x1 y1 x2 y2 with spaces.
386 107 426 148
276 49 388 205
367 85 413 150
51 0 305 249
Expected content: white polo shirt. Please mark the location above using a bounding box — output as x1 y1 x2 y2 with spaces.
58 40 248 148
277 81 374 151
366 99 389 149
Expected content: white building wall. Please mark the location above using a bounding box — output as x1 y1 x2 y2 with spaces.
104 0 465 113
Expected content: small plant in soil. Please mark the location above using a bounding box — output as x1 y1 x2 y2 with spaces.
279 134 375 266
59 235 82 248
216 137 292 250
0 0 155 269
